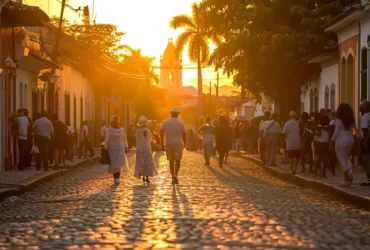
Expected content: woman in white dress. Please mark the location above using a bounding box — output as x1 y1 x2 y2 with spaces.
103 115 129 184
134 116 157 183
331 103 356 187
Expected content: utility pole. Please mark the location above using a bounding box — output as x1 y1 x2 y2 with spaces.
209 81 212 113
54 0 66 60
215 72 219 113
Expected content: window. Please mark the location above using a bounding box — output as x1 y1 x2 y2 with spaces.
314 88 318 112
361 48 368 101
19 82 23 108
330 83 335 110
55 90 59 117
309 89 313 113
300 102 304 113
73 96 77 130
24 84 28 109
41 91 45 112
324 86 329 109
80 97 83 125
65 93 71 125
32 88 38 117
347 54 354 107
340 57 346 103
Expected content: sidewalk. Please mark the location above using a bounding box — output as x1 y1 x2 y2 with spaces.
235 152 370 208
0 148 100 200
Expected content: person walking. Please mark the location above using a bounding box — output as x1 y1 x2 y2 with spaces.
262 113 282 166
134 116 158 183
160 108 186 185
331 103 356 187
214 116 233 168
52 114 68 169
23 109 33 168
100 120 108 143
103 115 129 184
312 115 331 177
198 117 215 167
282 111 300 174
259 111 271 163
16 109 29 171
33 110 54 171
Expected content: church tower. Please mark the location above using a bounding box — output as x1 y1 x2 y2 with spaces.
160 38 183 90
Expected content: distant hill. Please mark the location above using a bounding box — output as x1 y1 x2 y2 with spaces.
181 85 239 96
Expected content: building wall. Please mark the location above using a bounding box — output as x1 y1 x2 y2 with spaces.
320 63 339 109
57 64 94 133
360 17 370 101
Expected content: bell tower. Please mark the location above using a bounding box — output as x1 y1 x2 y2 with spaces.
160 38 183 90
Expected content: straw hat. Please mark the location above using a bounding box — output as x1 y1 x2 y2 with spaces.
137 116 151 127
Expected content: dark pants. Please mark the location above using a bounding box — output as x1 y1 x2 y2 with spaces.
25 138 33 167
301 141 313 171
34 136 50 170
315 142 329 176
217 148 229 167
17 139 28 170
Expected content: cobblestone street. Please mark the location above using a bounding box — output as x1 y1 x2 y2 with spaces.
1 151 370 249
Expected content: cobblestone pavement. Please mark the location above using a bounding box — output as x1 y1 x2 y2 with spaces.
1 151 370 249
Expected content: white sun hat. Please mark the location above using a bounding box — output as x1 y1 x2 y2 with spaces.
170 107 180 114
137 116 151 127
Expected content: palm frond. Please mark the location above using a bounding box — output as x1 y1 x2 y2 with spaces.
174 31 195 57
169 14 196 30
199 36 210 64
188 36 199 62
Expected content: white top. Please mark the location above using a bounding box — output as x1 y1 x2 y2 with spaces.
331 119 355 145
160 118 186 145
100 125 107 139
360 113 370 138
262 120 282 136
81 125 89 140
67 126 74 135
282 119 300 150
33 117 54 140
17 116 29 140
316 126 330 143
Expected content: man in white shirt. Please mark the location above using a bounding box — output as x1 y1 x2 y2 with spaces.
33 110 54 171
360 101 370 186
160 108 186 184
282 111 300 174
16 109 29 171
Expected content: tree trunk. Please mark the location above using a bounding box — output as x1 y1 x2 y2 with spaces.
197 48 203 115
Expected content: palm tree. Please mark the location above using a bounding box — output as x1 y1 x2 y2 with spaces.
170 3 221 115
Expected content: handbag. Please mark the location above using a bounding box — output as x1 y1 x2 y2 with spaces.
100 147 110 164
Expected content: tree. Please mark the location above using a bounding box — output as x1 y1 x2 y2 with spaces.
169 3 221 115
203 0 346 117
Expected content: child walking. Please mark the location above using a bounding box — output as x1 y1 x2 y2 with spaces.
134 116 158 183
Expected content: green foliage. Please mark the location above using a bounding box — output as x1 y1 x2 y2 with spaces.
203 0 347 113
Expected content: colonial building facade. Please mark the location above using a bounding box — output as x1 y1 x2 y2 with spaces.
301 1 370 121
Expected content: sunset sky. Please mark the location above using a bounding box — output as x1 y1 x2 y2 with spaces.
27 0 234 88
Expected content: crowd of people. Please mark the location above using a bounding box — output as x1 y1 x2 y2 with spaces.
14 109 96 171
15 101 370 189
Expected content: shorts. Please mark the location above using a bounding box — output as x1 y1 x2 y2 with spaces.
166 143 183 161
288 150 300 159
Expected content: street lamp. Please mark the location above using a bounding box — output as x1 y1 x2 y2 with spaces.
4 56 13 67
50 73 60 84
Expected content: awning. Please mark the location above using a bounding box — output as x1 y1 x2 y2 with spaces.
18 51 58 73
1 1 50 27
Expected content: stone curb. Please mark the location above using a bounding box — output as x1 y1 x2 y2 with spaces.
0 156 100 201
235 153 370 210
